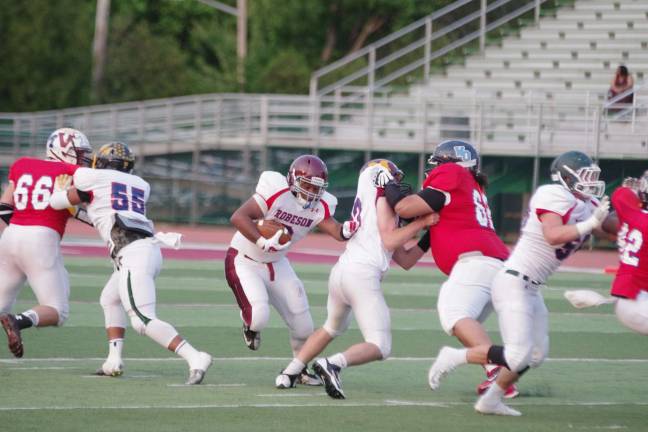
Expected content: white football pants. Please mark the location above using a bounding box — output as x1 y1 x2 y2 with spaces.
100 238 178 347
492 268 549 373
436 254 503 335
323 261 391 359
225 247 313 355
0 225 69 325
615 291 648 335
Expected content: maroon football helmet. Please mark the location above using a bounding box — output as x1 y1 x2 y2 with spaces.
361 159 404 183
287 155 329 209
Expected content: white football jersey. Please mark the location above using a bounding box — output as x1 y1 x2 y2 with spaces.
338 167 395 273
230 171 337 263
506 184 598 283
73 167 153 247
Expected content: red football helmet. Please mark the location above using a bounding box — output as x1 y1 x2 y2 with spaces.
361 159 404 183
287 155 328 209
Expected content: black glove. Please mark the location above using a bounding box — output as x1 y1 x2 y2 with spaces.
385 181 413 209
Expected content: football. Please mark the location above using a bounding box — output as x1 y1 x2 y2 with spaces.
601 210 619 235
257 219 291 245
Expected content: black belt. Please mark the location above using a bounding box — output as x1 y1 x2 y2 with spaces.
505 269 541 286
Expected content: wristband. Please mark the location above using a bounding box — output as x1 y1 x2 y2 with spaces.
417 229 431 252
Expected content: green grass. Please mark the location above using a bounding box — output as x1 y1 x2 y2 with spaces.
2 257 647 432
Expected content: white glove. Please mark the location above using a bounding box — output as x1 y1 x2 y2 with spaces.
256 230 291 252
564 290 616 309
341 220 359 240
54 174 73 192
576 195 610 236
371 165 393 188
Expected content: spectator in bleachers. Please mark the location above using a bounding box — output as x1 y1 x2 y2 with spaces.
607 65 635 112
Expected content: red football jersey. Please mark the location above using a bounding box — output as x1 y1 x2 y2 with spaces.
422 163 509 275
8 157 79 237
611 187 648 299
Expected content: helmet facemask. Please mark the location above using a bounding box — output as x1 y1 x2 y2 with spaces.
552 164 605 199
290 174 327 209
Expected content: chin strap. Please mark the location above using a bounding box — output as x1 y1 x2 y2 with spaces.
0 202 14 225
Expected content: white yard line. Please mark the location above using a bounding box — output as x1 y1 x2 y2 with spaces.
167 383 246 388
0 400 647 411
2 356 647 364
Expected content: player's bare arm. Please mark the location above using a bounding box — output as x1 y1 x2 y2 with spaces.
377 198 437 251
540 196 610 245
230 197 265 243
316 217 357 242
389 187 445 219
0 181 15 224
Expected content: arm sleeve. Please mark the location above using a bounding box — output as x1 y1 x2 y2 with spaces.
417 188 446 212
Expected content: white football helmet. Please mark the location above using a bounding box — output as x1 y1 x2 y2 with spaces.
46 128 92 166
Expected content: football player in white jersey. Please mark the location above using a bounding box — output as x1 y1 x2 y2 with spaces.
274 160 438 398
226 155 358 385
427 151 611 415
49 142 212 385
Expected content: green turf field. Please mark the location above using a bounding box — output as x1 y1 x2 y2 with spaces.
2 257 647 432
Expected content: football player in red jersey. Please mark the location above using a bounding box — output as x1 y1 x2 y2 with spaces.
0 127 92 357
566 174 648 333
383 140 518 398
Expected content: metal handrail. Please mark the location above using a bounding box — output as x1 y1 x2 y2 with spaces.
1 90 646 163
310 0 548 97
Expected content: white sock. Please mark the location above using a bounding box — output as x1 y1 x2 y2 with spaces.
483 381 506 402
175 340 200 363
108 338 124 360
22 309 39 327
328 352 348 369
284 358 306 375
448 347 468 366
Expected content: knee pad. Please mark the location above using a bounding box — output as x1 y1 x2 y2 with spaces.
56 306 69 327
128 303 157 336
529 339 549 369
322 322 344 338
289 310 314 342
249 302 270 332
366 332 391 360
504 344 533 373
129 314 147 335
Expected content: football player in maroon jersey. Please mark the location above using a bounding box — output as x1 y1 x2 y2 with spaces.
0 128 92 358
226 155 357 385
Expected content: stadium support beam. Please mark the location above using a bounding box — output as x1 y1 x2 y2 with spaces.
197 0 247 89
91 0 111 102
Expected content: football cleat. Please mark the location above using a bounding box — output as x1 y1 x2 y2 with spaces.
0 314 24 358
275 371 299 389
95 359 124 377
242 324 260 351
186 351 213 385
474 396 522 416
313 358 345 399
298 367 323 386
428 346 461 390
477 366 519 399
